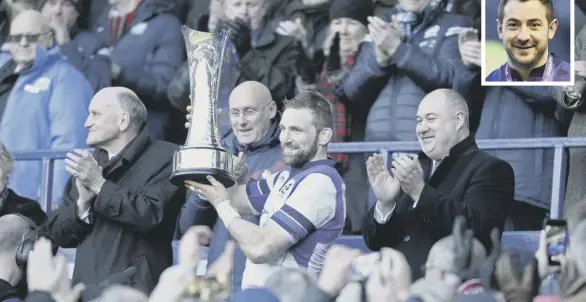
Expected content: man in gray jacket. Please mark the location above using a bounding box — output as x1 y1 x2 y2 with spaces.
176 81 283 292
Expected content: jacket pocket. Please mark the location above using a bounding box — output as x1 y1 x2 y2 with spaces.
132 254 155 293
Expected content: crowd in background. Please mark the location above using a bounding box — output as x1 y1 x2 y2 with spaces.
1 0 586 301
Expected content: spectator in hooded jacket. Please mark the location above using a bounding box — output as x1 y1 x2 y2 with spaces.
0 10 93 206
40 0 112 93
167 0 299 137
74 0 185 140
176 81 284 293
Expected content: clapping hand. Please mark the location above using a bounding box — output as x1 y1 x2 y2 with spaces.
27 238 86 302
276 18 308 48
65 149 105 195
367 16 402 67
452 216 474 281
391 153 424 201
458 28 481 67
223 18 252 57
494 251 537 302
366 153 400 205
365 247 411 302
317 245 363 296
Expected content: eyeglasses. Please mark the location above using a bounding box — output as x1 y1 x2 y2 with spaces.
9 31 53 43
229 101 272 118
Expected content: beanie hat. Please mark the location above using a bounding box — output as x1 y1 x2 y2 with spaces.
329 0 374 27
40 0 84 14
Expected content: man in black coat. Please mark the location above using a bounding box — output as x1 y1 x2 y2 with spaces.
362 88 514 280
41 87 186 294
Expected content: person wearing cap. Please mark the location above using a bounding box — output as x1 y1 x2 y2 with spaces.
0 10 93 207
40 0 112 93
296 0 372 234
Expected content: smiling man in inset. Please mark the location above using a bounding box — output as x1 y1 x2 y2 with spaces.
486 0 570 82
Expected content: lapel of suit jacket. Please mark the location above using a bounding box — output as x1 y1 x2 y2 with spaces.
427 135 478 187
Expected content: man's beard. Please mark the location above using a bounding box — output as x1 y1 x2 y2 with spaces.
282 137 319 168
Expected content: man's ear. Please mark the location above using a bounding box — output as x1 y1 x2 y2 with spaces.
119 112 131 132
497 19 503 40
548 19 558 40
318 127 332 146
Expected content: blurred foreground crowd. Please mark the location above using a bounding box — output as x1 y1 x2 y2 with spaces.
2 0 586 301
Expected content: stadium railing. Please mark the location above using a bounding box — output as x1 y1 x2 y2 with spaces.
12 137 586 263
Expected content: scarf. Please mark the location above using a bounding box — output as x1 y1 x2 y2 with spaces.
394 0 443 40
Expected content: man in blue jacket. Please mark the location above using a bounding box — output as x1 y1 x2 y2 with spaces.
486 0 570 82
176 81 283 293
0 10 93 207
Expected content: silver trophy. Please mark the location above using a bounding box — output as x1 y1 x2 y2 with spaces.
170 26 237 187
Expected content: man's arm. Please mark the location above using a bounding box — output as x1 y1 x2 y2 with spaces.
361 201 406 251
91 161 185 233
412 159 514 246
237 35 298 102
220 173 338 263
38 178 93 248
393 18 471 90
335 41 390 104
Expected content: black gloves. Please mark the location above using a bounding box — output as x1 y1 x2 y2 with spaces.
326 33 341 73
296 47 326 84
217 18 252 58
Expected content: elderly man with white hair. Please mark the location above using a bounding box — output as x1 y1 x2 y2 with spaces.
42 87 186 294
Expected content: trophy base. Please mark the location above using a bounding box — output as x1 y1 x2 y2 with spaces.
170 146 237 188
170 168 236 188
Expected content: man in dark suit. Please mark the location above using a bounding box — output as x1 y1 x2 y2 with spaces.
362 88 514 280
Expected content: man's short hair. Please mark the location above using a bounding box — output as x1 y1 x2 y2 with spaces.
116 89 148 131
283 91 333 131
0 140 13 185
265 268 313 302
0 215 30 254
442 89 470 119
497 0 555 23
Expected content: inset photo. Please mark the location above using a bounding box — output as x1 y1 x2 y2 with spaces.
482 0 574 86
